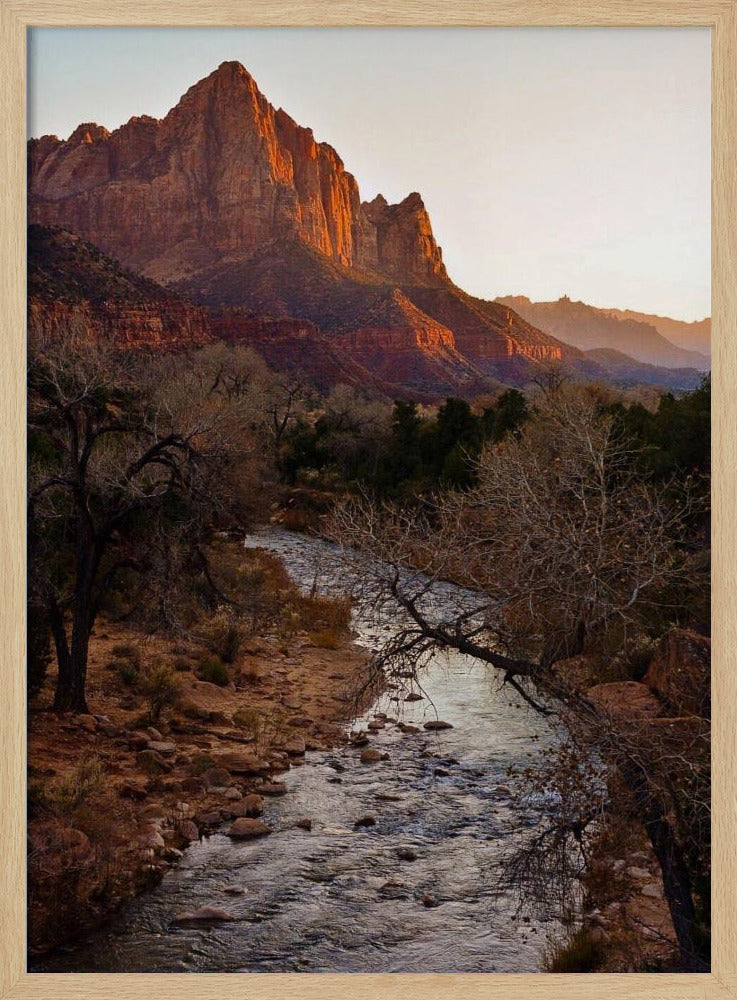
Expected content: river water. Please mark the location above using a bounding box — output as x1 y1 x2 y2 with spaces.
37 529 559 973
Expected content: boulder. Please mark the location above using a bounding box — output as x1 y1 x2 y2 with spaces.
423 720 453 731
228 818 272 840
224 787 242 801
586 682 662 721
259 781 288 797
177 820 200 843
354 814 376 828
201 767 232 788
644 628 710 718
216 752 269 776
148 740 177 757
283 736 306 757
296 818 313 831
360 748 386 764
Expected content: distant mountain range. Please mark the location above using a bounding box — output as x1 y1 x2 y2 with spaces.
27 61 706 397
496 295 710 371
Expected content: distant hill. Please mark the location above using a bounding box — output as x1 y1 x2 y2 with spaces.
496 295 709 371
583 348 705 392
603 308 710 358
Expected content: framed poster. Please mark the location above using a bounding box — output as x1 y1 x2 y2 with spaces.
2 4 734 999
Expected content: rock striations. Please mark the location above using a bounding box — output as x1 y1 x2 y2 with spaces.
28 61 445 287
28 61 696 396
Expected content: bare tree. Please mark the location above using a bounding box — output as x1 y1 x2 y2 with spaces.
27 334 256 712
329 383 708 970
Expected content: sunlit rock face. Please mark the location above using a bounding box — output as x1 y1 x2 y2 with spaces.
29 61 580 395
28 61 447 287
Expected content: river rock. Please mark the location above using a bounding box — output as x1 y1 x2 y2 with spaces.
367 720 385 731
119 779 148 801
224 787 243 801
398 723 421 734
296 818 313 831
259 782 287 797
283 736 306 756
201 767 232 788
421 893 439 908
354 814 376 828
404 692 423 702
216 752 269 776
172 906 235 924
360 748 388 764
228 818 272 840
627 866 651 880
177 820 200 843
434 767 451 777
396 846 418 861
424 720 453 731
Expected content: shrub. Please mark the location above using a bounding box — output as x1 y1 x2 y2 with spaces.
172 656 192 672
116 660 139 687
111 643 141 667
307 628 341 650
545 928 604 973
52 755 106 815
136 662 181 723
190 752 216 774
197 655 230 687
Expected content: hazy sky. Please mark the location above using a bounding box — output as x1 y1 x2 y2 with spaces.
28 27 711 321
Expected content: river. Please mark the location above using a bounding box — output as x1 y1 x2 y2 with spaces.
36 528 560 973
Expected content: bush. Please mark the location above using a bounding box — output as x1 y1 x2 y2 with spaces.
172 656 192 672
545 928 604 973
136 662 181 723
111 643 141 666
115 660 139 687
307 628 341 649
197 655 230 687
52 755 106 815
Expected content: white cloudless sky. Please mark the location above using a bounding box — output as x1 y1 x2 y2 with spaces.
28 27 711 321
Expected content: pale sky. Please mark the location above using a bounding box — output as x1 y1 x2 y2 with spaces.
27 27 711 321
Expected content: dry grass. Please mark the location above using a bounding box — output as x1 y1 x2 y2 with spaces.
545 927 605 973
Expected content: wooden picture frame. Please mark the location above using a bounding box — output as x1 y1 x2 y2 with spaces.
1 4 733 998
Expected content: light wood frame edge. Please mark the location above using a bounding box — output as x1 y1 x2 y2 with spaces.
1 3 734 998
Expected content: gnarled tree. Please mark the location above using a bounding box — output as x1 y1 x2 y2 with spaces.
330 383 709 970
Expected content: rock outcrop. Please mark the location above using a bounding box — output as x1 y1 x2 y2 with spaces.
28 61 585 395
643 629 711 719
28 61 446 287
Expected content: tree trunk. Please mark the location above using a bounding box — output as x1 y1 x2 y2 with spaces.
52 534 95 714
623 765 708 971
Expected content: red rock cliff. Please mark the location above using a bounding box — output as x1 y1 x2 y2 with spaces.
28 61 447 288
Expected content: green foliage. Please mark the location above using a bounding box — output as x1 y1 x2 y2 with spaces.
136 662 181 723
196 655 231 687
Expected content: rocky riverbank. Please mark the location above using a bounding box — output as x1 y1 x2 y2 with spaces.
27 616 377 955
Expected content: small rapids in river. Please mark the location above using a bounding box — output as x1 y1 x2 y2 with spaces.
36 529 560 973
